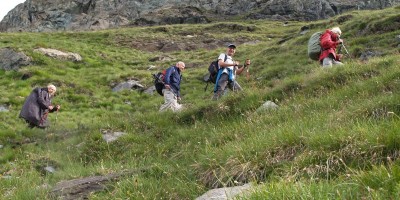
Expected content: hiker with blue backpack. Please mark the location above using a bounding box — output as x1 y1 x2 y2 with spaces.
319 27 344 67
159 61 186 112
212 44 251 100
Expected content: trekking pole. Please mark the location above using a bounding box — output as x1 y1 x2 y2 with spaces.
233 66 236 93
341 43 351 57
54 110 58 126
245 59 250 81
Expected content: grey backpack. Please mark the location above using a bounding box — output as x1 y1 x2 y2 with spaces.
307 32 322 61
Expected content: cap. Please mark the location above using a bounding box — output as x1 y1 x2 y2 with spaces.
227 44 236 49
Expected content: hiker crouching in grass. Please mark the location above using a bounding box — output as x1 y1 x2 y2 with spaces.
159 61 185 112
319 27 344 67
212 44 251 100
19 84 61 129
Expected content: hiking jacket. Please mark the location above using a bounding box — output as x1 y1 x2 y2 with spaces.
319 29 341 62
19 87 54 127
164 66 182 97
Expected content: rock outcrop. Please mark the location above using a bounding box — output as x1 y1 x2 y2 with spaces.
1 0 399 32
33 48 82 62
196 183 253 200
0 47 31 70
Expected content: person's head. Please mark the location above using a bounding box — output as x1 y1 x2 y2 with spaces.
331 27 342 38
47 84 56 96
226 44 236 56
176 61 185 71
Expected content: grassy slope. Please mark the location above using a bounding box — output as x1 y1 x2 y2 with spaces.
0 7 399 199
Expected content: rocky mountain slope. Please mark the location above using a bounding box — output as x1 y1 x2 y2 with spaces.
1 0 399 32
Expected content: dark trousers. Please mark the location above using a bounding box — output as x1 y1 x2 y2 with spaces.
212 73 242 100
26 120 45 129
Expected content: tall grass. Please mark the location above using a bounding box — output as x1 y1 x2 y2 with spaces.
0 7 399 199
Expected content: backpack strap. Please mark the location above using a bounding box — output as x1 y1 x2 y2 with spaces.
204 54 229 92
213 54 229 91
217 53 228 65
224 54 228 62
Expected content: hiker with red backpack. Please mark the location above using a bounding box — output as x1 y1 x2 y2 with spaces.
212 44 251 100
159 61 185 112
319 27 344 67
19 84 61 128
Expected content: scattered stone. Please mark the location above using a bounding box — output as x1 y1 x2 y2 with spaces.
0 105 9 112
243 40 261 45
203 74 211 82
196 183 253 200
147 65 157 70
336 14 354 24
33 48 82 62
0 144 3 149
21 72 33 80
34 158 60 175
0 47 31 70
38 183 51 190
144 85 156 95
112 80 144 92
148 55 174 62
51 173 124 200
76 142 85 148
299 26 310 35
44 166 56 174
256 100 279 113
277 36 293 45
101 130 127 143
2 175 12 179
359 50 383 61
283 21 289 26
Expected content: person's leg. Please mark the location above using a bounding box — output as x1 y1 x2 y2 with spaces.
332 59 344 65
159 89 176 112
28 122 36 128
322 57 333 67
231 80 242 92
212 73 229 100
171 99 183 112
25 120 36 128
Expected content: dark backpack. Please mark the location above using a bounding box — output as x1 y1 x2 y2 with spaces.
307 31 323 61
204 54 228 91
153 69 167 96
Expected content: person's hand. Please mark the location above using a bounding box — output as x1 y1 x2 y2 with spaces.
49 105 54 110
165 85 171 90
338 38 343 44
337 54 343 61
177 96 182 101
234 61 240 66
245 59 251 66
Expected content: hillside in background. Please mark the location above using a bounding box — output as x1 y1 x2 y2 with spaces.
0 6 399 199
1 0 400 32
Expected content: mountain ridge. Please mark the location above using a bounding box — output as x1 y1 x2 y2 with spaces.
1 0 399 32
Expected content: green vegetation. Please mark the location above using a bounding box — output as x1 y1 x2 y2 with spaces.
0 7 399 199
